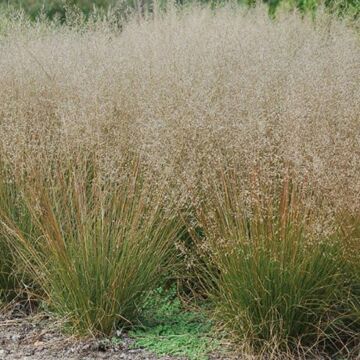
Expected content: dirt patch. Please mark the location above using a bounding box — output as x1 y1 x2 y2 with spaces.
0 305 181 360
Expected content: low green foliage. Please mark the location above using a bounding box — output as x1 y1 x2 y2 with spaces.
130 287 220 360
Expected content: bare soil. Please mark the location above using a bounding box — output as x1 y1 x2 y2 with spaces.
0 304 181 360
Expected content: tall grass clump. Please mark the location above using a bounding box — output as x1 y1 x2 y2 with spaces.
188 164 360 356
0 164 18 300
1 156 183 335
0 161 37 301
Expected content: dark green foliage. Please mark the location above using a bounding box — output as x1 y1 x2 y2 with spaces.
0 0 118 20
0 0 358 20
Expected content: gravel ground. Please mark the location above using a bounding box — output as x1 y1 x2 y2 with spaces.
0 304 184 360
0 301 233 360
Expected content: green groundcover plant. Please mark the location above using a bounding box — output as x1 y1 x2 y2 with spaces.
130 287 221 360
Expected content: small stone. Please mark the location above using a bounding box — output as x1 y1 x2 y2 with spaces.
24 349 35 356
128 349 140 353
34 340 45 346
11 334 21 342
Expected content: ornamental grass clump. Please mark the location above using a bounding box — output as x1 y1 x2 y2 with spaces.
188 165 360 356
1 157 183 335
0 164 18 300
0 161 37 301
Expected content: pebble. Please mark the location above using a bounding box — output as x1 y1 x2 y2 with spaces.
11 334 21 342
